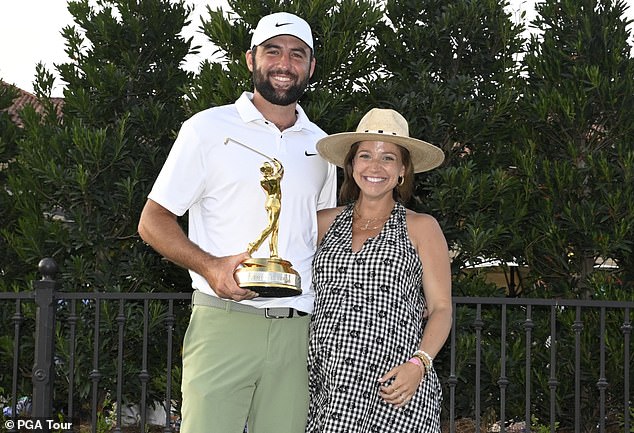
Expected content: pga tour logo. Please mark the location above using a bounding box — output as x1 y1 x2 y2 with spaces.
5 419 73 430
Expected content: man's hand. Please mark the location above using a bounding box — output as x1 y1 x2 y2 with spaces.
201 252 259 301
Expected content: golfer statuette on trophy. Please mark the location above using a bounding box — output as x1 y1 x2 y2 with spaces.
224 138 301 297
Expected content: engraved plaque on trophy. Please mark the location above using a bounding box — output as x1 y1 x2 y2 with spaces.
224 138 301 297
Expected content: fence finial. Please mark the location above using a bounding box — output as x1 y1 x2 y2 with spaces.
38 258 58 281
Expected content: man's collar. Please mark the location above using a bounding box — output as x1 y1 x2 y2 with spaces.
236 92 309 130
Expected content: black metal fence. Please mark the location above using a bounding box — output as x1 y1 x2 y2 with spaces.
0 258 632 433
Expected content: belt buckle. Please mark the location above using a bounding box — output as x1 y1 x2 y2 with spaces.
264 308 293 319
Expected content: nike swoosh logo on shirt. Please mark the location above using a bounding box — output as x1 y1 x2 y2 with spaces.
304 151 318 156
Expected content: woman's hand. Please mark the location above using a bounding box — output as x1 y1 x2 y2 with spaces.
377 361 424 407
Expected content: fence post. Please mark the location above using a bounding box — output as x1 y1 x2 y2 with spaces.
31 258 58 423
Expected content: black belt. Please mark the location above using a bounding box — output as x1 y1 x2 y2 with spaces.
191 290 308 319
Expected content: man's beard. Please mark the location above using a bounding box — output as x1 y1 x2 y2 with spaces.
252 62 310 106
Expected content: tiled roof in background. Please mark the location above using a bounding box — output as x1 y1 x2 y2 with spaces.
1 80 64 127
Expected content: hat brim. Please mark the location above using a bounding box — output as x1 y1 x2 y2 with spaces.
316 132 445 173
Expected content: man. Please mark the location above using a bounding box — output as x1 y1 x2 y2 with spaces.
137 12 337 433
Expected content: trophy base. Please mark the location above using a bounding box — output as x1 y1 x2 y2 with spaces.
234 258 302 298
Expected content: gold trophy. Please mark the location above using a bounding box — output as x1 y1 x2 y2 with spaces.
224 138 301 297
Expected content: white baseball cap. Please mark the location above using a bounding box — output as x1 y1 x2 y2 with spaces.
250 12 314 51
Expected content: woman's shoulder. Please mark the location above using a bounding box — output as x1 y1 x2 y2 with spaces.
318 206 347 224
404 208 440 227
317 206 348 245
404 208 446 247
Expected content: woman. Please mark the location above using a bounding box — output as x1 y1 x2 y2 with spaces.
306 108 453 433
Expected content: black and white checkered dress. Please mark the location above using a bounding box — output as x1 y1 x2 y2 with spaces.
306 202 442 433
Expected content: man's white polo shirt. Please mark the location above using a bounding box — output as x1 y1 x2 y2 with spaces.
148 92 337 312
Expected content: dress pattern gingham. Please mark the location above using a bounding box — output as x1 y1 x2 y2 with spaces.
306 202 442 433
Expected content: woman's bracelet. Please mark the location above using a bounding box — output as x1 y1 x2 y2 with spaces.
407 356 426 382
413 349 434 370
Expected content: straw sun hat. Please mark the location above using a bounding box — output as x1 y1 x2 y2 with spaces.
316 108 445 173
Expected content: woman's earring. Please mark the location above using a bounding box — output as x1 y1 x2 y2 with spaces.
397 176 404 186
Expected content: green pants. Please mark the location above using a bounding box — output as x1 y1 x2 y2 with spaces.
180 304 310 433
